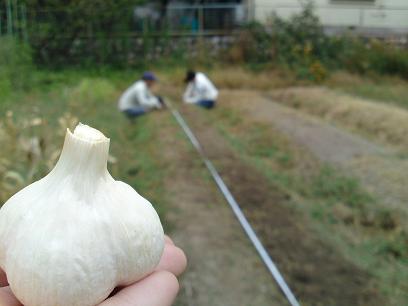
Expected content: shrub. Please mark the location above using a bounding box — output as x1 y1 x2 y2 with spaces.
271 5 408 80
227 2 333 81
24 0 145 66
376 47 408 79
225 22 273 65
227 1 408 81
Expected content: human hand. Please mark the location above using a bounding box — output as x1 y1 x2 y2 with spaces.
0 235 187 306
156 96 167 110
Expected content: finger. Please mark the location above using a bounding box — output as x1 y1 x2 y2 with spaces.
0 287 23 306
99 271 179 306
0 268 8 287
164 235 174 245
156 244 187 277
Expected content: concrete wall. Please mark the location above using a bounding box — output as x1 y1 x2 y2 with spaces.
248 0 408 35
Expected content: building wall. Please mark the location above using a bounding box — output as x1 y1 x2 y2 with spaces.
249 0 408 35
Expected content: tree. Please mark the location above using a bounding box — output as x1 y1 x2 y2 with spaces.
23 0 146 65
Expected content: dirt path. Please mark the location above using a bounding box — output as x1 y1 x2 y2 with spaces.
177 106 383 306
225 90 385 164
153 112 288 306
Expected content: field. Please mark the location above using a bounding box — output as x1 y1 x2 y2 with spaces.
1 68 408 306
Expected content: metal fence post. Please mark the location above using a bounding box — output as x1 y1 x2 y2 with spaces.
198 5 204 35
143 17 148 34
13 0 18 37
359 7 363 28
21 4 28 42
247 0 254 22
6 0 13 36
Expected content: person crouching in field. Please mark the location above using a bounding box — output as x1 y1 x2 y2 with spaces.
118 72 164 118
183 70 218 109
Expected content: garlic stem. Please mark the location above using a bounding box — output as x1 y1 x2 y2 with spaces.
51 123 110 182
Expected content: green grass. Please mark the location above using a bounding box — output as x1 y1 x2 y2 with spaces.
0 70 170 227
308 166 373 208
203 102 408 306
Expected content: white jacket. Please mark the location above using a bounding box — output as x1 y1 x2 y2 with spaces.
118 80 161 111
183 72 218 104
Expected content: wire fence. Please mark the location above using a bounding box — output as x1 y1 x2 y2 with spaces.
2 2 408 38
0 3 246 65
1 2 407 65
0 4 246 39
0 1 28 41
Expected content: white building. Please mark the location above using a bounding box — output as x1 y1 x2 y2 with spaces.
246 0 408 36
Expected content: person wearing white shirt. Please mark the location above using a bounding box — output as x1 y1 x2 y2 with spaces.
183 70 218 109
118 72 163 118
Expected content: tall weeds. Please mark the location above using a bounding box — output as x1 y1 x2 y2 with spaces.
0 112 78 205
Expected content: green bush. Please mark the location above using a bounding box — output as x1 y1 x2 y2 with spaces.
271 3 327 64
226 22 273 65
270 5 408 80
227 1 408 81
227 2 333 80
0 37 33 98
25 0 144 66
341 38 408 79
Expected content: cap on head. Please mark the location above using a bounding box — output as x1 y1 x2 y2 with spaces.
184 70 196 83
142 71 157 82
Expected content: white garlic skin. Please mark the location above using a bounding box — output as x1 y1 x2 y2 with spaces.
0 124 164 306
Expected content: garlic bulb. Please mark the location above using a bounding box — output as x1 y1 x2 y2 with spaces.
0 123 164 306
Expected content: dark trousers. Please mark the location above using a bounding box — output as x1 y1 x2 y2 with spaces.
197 100 215 109
123 96 165 119
123 107 146 118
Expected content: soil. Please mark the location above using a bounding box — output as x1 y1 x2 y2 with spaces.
153 112 288 306
175 106 385 306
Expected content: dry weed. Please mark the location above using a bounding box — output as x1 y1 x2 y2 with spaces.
270 87 408 150
159 67 296 90
208 67 295 90
0 112 79 205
